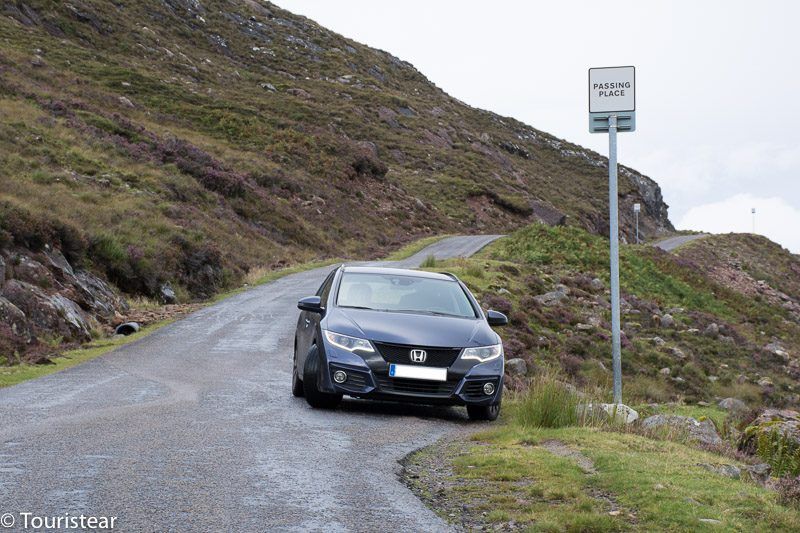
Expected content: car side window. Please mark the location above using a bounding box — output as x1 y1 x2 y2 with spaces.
316 269 337 304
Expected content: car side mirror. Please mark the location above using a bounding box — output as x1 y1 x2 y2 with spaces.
298 295 323 313
486 309 508 326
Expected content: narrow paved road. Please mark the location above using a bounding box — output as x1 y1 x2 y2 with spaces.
0 235 500 532
653 233 709 252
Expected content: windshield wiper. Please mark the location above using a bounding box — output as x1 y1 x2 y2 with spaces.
393 309 462 318
339 305 378 311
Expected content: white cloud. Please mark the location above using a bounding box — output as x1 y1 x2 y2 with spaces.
678 194 800 253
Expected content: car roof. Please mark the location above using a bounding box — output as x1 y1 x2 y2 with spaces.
341 266 457 281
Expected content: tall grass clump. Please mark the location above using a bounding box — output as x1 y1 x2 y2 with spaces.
420 254 437 268
515 371 586 429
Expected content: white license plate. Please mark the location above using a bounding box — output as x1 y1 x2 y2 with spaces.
389 364 447 382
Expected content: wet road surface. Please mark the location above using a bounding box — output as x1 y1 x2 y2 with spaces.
653 233 709 252
0 235 501 532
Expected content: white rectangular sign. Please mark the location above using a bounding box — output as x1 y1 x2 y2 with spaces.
589 66 635 113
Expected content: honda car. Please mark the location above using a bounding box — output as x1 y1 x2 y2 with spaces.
291 265 507 421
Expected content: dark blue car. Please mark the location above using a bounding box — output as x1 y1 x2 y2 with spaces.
292 266 508 420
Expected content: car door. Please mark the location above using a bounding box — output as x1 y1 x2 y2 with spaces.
297 269 336 369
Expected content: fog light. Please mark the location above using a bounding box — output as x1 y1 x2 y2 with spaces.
333 370 347 384
483 382 496 395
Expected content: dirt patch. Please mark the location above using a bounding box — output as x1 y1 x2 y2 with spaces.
540 439 596 474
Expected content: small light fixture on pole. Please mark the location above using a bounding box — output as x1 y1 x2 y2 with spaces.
633 203 641 244
751 208 756 234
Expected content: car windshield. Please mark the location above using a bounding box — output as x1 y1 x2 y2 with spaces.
337 272 477 318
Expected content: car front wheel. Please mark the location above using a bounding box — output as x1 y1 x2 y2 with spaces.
291 350 304 397
302 344 342 409
467 401 501 421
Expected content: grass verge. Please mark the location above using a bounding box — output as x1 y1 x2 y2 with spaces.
0 317 175 388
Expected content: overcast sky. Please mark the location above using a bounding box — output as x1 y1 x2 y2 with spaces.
277 0 800 252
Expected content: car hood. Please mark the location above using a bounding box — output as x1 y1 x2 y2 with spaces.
326 308 498 348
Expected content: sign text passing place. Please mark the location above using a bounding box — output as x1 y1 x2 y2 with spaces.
589 66 635 113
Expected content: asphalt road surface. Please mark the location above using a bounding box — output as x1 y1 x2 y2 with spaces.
653 233 709 252
0 235 501 532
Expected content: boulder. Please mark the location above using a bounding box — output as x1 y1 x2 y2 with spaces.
72 270 128 320
764 341 790 360
641 414 723 446
505 358 527 376
739 409 800 455
13 255 54 288
1 280 91 341
533 286 568 306
0 296 32 342
698 463 741 479
704 323 720 338
742 463 771 486
660 314 676 328
159 282 177 304
718 397 747 413
579 403 639 425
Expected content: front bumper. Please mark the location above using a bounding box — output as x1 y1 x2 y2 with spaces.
320 342 504 406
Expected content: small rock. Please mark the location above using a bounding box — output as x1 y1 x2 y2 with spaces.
718 398 747 412
704 323 720 338
497 288 511 296
260 82 277 91
698 401 710 407
651 336 666 346
590 278 604 291
118 96 134 108
660 314 676 328
659 367 671 376
743 463 771 486
576 323 594 331
670 347 686 359
654 483 666 490
533 288 568 306
159 283 177 304
699 518 722 525
505 358 528 376
757 377 774 388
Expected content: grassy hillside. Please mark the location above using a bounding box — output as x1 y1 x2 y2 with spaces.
428 226 800 407
0 0 672 304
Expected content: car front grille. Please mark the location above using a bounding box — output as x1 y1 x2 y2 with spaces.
375 376 457 396
373 342 462 367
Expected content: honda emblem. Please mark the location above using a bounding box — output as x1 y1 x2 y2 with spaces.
409 349 427 363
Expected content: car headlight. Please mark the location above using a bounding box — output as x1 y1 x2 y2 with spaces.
461 343 503 363
323 330 375 353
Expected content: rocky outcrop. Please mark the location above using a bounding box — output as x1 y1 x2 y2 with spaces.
0 247 128 362
642 414 723 446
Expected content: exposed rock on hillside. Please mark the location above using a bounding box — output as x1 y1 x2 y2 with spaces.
0 246 127 362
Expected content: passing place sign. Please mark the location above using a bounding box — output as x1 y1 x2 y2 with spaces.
589 66 635 113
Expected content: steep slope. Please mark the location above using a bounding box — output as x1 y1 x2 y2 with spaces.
0 0 671 359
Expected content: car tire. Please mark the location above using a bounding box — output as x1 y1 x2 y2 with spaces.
467 401 501 421
302 344 342 409
291 350 304 397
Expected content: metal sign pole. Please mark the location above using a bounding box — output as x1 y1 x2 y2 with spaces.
635 209 640 244
608 114 622 404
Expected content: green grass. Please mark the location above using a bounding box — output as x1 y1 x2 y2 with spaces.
411 420 800 531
